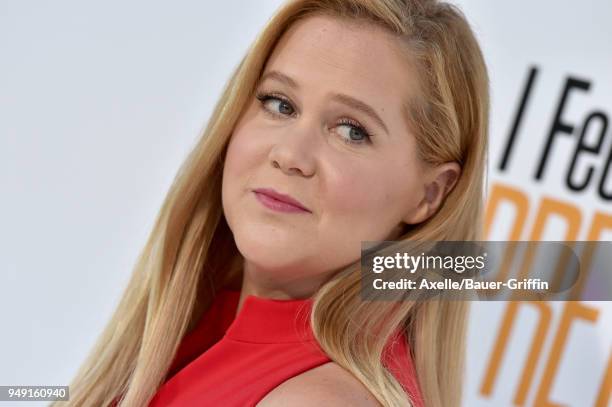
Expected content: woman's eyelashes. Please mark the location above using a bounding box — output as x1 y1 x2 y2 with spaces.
255 91 374 146
256 91 296 118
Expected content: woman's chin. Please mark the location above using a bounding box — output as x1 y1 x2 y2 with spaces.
234 233 307 269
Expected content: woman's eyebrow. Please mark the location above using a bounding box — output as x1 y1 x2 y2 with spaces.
260 70 300 89
259 70 389 135
329 93 389 135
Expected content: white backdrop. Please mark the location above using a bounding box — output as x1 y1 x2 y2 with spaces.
1 1 610 406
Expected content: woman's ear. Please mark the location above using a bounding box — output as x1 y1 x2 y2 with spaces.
404 161 461 225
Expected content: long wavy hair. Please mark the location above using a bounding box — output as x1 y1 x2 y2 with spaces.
58 0 489 406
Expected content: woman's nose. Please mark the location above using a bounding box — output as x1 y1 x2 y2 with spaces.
267 120 319 177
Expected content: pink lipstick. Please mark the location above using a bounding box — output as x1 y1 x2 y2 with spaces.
253 188 310 213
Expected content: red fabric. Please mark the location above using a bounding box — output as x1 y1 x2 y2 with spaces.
383 329 425 407
112 288 424 406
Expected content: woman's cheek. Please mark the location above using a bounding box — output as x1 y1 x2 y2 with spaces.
327 169 384 214
225 132 262 176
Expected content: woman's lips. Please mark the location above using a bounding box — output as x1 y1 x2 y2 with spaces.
253 189 311 213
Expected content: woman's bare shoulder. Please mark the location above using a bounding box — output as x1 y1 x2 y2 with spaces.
256 361 383 407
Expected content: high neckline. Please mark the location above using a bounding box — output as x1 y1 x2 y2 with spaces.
218 288 316 344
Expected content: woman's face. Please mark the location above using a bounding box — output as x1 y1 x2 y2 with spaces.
222 15 448 287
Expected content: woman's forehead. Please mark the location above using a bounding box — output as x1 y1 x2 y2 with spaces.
266 15 412 88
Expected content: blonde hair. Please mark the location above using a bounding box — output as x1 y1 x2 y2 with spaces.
58 0 489 406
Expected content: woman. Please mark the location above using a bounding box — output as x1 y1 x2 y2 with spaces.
59 0 488 406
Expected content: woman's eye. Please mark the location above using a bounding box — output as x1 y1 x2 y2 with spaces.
255 92 373 146
256 93 295 116
336 122 372 145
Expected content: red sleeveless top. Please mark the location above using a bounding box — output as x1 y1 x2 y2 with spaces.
114 288 424 406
